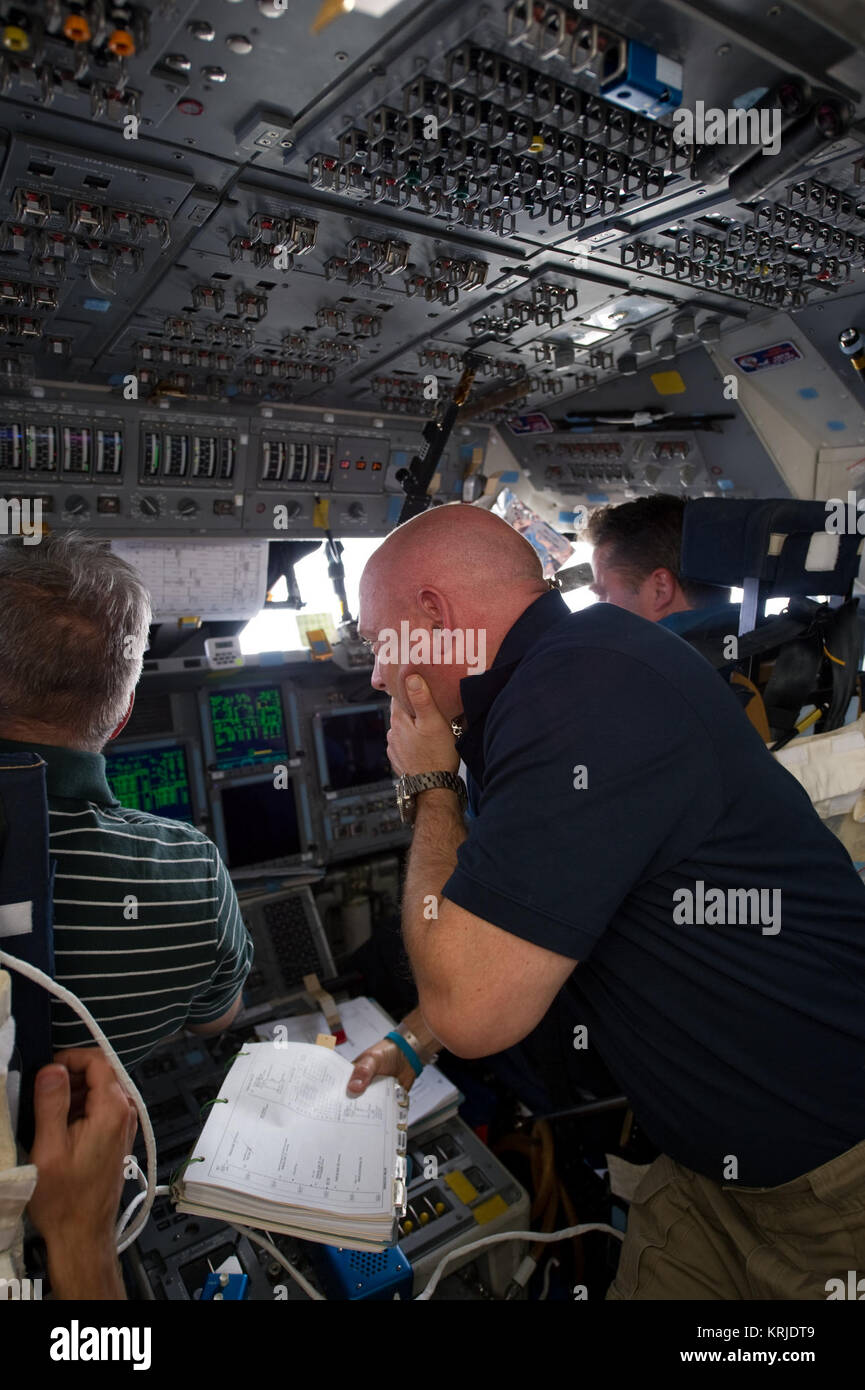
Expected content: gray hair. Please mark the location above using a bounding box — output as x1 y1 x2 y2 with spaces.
0 532 152 751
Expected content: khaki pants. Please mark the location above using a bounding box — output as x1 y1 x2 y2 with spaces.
606 1139 865 1299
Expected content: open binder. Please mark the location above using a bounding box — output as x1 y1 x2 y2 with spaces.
173 1041 409 1251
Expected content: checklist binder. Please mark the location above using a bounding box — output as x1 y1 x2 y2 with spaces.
173 1041 409 1252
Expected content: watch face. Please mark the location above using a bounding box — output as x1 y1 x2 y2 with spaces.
395 779 414 826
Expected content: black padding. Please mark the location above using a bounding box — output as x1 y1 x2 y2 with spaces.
681 498 862 596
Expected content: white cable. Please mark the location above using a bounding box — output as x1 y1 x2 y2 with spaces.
414 1221 625 1301
538 1255 560 1301
0 950 157 1253
228 1223 326 1301
116 1184 171 1239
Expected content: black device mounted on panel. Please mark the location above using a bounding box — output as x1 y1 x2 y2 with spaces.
397 356 482 523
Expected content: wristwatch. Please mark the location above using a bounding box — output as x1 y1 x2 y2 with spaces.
395 770 468 826
399 1026 440 1069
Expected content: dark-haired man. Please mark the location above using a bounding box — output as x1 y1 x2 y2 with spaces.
587 493 740 638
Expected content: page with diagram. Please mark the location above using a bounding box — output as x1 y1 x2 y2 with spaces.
179 1042 405 1235
254 995 462 1132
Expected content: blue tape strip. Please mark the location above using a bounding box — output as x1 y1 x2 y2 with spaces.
386 1030 423 1078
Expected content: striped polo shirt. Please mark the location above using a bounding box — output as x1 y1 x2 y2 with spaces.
0 737 253 1069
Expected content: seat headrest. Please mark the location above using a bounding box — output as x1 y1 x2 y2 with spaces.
680 498 863 596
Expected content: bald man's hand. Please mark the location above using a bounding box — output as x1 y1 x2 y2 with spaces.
347 1037 418 1096
388 675 459 776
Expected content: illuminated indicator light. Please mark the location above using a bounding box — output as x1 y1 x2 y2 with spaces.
2 26 30 51
371 460 382 471
339 457 351 469
178 98 204 116
107 28 135 57
355 458 366 469
63 14 91 41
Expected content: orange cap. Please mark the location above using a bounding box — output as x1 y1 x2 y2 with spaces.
106 28 136 57
62 13 91 42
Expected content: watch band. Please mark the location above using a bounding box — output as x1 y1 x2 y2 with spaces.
406 771 467 804
396 770 467 826
385 1029 423 1078
399 1026 439 1069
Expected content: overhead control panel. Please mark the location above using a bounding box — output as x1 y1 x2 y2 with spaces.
0 394 488 534
0 0 861 521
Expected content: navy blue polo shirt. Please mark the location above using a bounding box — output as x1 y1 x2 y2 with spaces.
444 590 865 1186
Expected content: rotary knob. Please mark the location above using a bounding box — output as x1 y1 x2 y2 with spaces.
65 495 90 517
177 496 199 518
138 495 161 518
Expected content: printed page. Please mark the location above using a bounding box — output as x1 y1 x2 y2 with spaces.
110 539 269 621
255 996 461 1127
188 1041 399 1215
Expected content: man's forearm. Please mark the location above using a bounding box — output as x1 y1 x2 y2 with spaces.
46 1239 126 1300
402 788 467 1010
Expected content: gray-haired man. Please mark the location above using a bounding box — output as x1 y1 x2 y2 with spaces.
0 532 252 1067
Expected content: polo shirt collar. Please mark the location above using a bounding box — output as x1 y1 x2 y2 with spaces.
0 737 118 805
459 587 570 735
659 602 740 637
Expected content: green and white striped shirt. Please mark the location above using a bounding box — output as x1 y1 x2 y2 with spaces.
0 738 253 1069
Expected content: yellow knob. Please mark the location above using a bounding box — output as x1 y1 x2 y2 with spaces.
3 25 30 51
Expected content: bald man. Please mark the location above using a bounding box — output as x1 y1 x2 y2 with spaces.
349 501 865 1302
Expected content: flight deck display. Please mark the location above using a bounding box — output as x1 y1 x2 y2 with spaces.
317 706 392 793
104 743 194 823
208 685 289 770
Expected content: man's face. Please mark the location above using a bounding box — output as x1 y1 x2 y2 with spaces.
358 574 465 720
589 544 659 619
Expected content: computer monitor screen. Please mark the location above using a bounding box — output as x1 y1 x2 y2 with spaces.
220 778 302 869
208 685 289 770
319 705 391 792
104 743 194 822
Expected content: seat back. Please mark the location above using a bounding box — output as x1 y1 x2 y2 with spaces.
0 753 56 1148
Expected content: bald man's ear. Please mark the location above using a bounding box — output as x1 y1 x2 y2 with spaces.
415 587 447 626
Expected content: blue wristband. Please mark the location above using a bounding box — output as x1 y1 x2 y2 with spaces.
385 1029 423 1078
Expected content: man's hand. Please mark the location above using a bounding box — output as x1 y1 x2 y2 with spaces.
27 1049 136 1300
347 1038 418 1096
389 675 459 777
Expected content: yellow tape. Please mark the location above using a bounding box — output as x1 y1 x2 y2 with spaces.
472 1194 509 1225
650 370 687 395
444 1170 478 1204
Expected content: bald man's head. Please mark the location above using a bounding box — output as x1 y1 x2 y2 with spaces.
359 503 547 719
